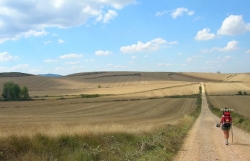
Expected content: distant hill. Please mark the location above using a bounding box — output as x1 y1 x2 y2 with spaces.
38 74 62 78
0 72 34 77
65 72 107 77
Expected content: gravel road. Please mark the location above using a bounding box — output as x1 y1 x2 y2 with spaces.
174 83 250 161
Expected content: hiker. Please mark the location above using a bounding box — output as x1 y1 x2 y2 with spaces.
217 108 232 145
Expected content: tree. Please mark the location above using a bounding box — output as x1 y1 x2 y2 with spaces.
1 81 21 99
21 86 29 98
1 82 29 100
238 91 242 95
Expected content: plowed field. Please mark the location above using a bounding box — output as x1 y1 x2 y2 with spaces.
0 98 196 137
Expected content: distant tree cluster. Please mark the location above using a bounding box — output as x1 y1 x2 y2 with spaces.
237 91 247 95
1 81 29 100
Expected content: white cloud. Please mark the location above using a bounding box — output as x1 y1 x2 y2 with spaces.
95 50 112 56
29 69 41 74
195 28 216 41
131 56 137 59
115 65 125 69
55 67 64 71
44 40 52 45
103 10 118 23
201 40 238 53
65 61 81 65
12 64 29 70
178 52 188 55
246 50 250 54
83 59 94 62
217 15 250 36
120 38 177 53
171 8 194 19
0 0 136 43
222 56 233 62
0 64 28 72
59 54 83 59
44 59 57 63
0 52 18 61
169 41 178 45
23 30 48 38
186 57 193 63
155 10 169 17
70 66 85 69
158 63 171 66
58 39 65 44
221 40 238 51
206 60 217 64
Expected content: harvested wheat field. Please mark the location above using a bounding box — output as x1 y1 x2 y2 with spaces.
0 72 225 97
0 72 204 137
223 73 250 82
208 96 250 118
1 72 250 161
205 82 250 95
0 97 196 137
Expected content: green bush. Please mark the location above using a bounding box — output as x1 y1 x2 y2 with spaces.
81 94 100 98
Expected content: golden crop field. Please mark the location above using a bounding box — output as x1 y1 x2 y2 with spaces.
205 82 250 95
224 73 250 82
0 71 248 137
208 96 250 118
0 97 196 137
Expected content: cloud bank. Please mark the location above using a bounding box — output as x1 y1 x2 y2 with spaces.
120 38 177 53
0 0 136 43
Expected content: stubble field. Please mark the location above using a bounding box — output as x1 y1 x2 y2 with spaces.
0 97 196 137
0 72 249 137
207 96 250 118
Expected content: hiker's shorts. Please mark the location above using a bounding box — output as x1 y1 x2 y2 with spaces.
221 124 231 130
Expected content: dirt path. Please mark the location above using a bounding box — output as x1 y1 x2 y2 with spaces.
174 83 250 161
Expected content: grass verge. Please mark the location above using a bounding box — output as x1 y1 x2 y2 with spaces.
206 92 250 133
0 88 202 161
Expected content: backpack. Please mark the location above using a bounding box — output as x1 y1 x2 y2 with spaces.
222 111 232 128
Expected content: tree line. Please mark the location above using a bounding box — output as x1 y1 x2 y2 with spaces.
1 81 30 100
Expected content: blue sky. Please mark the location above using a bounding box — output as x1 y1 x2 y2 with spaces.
0 0 250 75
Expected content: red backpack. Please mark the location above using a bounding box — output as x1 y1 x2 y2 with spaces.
222 111 232 127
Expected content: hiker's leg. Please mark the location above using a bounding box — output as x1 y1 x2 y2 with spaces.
226 130 230 140
223 130 230 145
223 130 228 140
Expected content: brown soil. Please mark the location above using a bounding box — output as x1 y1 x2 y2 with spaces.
174 83 250 161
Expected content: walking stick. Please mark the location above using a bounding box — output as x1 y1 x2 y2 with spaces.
231 124 233 143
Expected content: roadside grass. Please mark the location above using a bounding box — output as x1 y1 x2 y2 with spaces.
206 92 250 133
0 88 202 161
